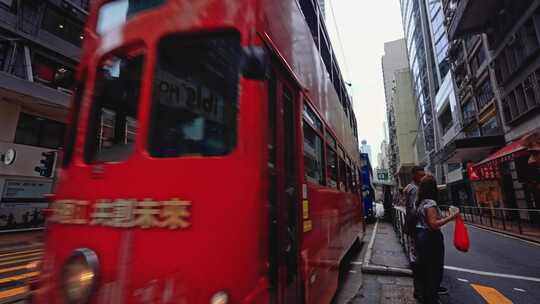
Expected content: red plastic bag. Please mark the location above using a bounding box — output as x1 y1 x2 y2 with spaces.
453 215 470 252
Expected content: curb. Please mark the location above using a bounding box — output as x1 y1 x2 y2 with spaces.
0 227 45 234
361 264 413 277
361 219 413 277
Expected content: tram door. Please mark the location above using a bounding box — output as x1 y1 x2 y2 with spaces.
268 68 300 303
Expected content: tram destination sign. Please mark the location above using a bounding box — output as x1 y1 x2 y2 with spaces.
49 198 192 230
154 70 225 124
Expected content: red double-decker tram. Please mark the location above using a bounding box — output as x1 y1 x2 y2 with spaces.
34 0 363 303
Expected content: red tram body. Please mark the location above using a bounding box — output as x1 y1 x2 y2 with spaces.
34 1 363 303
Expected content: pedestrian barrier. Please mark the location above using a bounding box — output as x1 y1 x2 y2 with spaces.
392 204 540 256
391 206 413 261
439 205 540 242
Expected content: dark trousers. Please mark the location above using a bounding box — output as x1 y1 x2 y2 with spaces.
415 228 444 304
411 261 422 298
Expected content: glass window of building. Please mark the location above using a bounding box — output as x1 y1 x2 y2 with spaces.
42 7 84 46
0 0 16 12
0 42 9 71
14 113 66 149
32 54 75 92
439 106 453 134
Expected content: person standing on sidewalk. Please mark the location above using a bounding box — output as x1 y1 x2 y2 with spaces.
415 175 460 304
403 166 425 300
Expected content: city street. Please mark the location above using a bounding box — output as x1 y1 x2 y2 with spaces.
0 232 43 304
440 223 540 304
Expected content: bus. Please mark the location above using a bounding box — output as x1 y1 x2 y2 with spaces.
33 0 363 303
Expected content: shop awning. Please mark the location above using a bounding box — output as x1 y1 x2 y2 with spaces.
433 135 505 164
470 138 530 181
474 139 528 168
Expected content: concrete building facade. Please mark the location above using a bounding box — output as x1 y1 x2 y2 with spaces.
392 68 418 186
444 0 540 217
0 0 88 230
381 39 418 187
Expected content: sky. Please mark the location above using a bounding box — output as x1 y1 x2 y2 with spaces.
324 0 404 165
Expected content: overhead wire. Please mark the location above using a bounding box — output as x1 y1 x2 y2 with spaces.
326 0 352 87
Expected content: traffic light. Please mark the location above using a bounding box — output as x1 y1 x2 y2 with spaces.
34 151 57 178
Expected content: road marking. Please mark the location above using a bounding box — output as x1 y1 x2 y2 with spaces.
468 225 540 247
471 284 512 304
513 288 526 293
0 256 41 267
0 252 42 263
0 264 31 274
0 271 39 284
457 278 469 282
0 286 28 300
349 270 357 274
350 261 363 265
0 248 42 258
444 265 540 282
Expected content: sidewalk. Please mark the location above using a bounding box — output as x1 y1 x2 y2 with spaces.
333 220 417 304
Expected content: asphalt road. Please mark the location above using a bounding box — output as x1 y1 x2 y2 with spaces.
0 232 43 304
440 222 540 304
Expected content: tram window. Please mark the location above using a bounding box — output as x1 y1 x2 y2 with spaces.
326 145 338 189
85 53 144 163
96 0 165 34
148 32 241 157
339 157 347 191
347 165 353 192
268 71 277 168
303 124 324 185
303 103 323 132
325 131 337 149
62 75 86 167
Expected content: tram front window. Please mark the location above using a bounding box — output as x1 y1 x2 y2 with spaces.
97 0 165 34
85 53 144 163
149 32 241 157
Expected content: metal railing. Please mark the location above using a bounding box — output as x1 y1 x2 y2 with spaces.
440 205 540 240
391 204 540 260
392 206 413 262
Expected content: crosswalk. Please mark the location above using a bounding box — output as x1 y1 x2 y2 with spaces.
0 246 42 303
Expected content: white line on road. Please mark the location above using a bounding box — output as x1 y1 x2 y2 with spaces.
444 265 540 282
467 225 540 247
513 288 526 292
350 261 363 265
457 278 469 282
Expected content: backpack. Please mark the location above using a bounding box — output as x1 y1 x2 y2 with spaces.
404 202 418 235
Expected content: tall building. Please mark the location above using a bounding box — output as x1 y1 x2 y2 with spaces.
317 0 325 18
444 0 540 214
0 0 89 230
399 0 494 199
399 0 439 172
382 39 418 186
360 140 372 163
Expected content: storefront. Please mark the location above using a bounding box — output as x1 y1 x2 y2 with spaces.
471 131 540 222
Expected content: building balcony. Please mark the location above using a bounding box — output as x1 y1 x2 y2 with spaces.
447 39 464 61
0 71 71 118
446 0 502 40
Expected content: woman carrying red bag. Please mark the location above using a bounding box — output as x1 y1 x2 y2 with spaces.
415 175 460 304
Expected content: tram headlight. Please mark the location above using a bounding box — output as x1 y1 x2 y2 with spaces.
61 248 99 304
210 291 229 304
